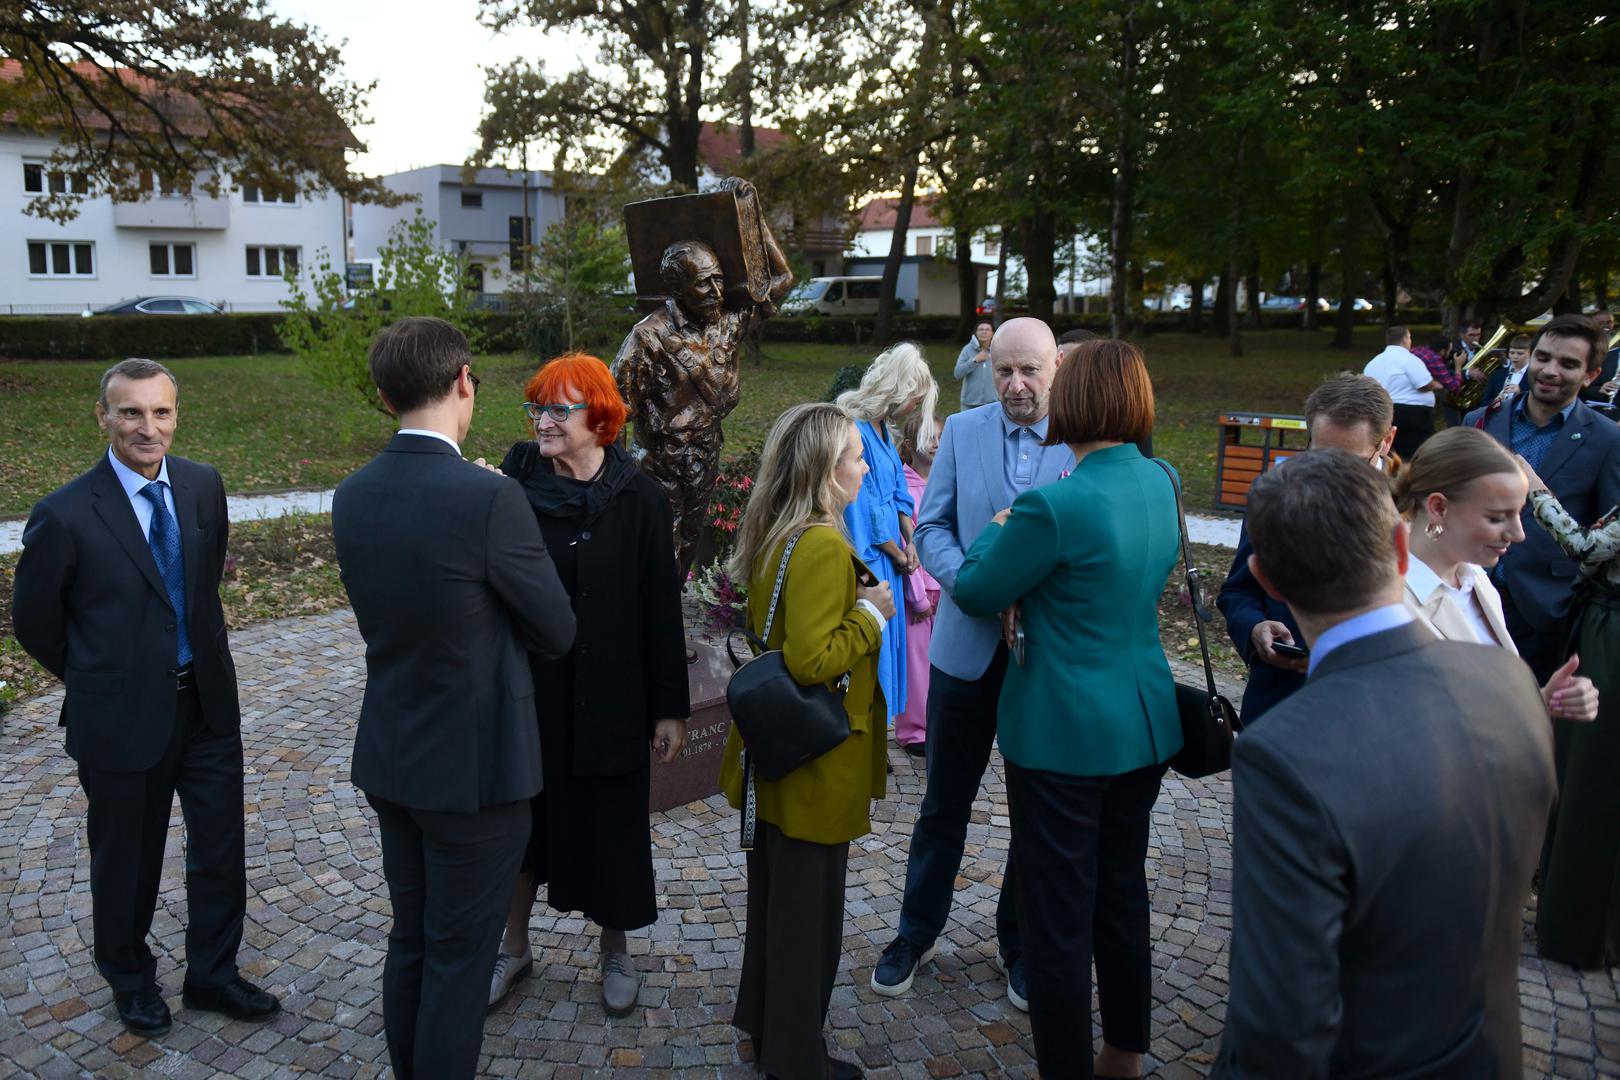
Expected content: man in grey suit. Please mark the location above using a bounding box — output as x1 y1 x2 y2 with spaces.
333 318 575 1079
1465 312 1620 682
870 317 1075 1011
1216 450 1555 1080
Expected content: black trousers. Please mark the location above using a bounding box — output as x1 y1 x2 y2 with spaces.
368 794 529 1080
897 644 1021 959
77 683 245 994
1391 404 1435 461
734 821 849 1080
1005 760 1165 1079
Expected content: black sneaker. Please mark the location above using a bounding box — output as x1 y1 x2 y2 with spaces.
870 936 938 997
992 951 1028 1012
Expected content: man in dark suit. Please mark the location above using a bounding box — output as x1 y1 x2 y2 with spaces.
1578 309 1616 406
1466 313 1620 681
1216 450 1555 1080
1217 374 1395 724
13 359 278 1038
333 317 574 1079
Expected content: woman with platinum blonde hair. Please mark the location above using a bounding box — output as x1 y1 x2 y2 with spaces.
721 402 895 1080
835 342 939 729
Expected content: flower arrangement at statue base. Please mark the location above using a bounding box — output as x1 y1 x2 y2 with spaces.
688 562 749 634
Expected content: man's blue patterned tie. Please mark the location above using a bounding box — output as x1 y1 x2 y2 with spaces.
140 481 191 665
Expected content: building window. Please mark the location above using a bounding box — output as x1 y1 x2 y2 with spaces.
241 183 298 205
140 171 191 198
461 190 483 208
27 240 95 278
23 161 88 195
914 235 933 256
983 235 1000 259
245 245 300 277
150 243 196 277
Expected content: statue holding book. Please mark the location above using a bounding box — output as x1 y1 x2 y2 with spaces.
612 177 795 574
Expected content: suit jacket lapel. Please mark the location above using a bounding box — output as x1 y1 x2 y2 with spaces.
90 458 172 607
976 408 1007 513
1472 568 1515 652
1536 405 1594 485
171 466 203 607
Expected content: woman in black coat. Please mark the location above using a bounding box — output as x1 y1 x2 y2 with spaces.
487 353 691 1018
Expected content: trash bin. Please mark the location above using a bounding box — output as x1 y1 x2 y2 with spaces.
1215 412 1307 510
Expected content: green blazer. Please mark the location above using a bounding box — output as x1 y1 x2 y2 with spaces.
720 524 887 845
954 443 1184 777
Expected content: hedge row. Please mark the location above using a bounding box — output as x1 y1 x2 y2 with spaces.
0 307 1411 361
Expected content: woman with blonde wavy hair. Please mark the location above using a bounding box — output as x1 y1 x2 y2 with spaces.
720 402 896 1080
836 342 939 730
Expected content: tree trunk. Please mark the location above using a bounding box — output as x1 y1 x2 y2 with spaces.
1553 275 1582 315
1025 209 1057 321
1226 136 1247 358
1381 257 1398 325
737 0 754 158
954 223 977 339
873 158 919 348
1109 5 1138 340
1596 258 1610 310
1189 274 1206 333
1303 260 1322 330
1332 188 1360 349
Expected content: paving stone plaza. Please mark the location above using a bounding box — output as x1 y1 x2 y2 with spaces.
2 609 1618 1078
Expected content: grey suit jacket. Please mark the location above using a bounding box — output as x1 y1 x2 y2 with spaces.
1215 622 1554 1080
1465 396 1620 632
333 433 575 813
914 403 1074 681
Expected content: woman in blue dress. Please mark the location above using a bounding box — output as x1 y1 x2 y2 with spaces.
837 342 939 725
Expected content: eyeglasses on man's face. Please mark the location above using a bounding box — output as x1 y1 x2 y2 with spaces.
453 364 481 390
521 401 588 424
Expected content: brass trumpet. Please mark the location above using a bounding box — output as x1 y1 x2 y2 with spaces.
1450 323 1533 412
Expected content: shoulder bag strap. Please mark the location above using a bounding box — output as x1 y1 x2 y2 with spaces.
1151 458 1220 700
742 529 806 852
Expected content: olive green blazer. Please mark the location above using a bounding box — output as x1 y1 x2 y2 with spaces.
954 443 1184 777
719 525 887 844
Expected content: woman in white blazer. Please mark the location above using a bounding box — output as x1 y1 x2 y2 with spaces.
1394 426 1598 721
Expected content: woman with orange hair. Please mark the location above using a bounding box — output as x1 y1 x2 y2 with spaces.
487 353 691 1018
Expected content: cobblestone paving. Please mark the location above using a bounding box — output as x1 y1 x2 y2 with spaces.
1 609 1617 1078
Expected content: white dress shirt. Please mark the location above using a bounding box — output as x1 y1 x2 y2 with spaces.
1364 345 1437 407
107 447 175 541
397 428 462 456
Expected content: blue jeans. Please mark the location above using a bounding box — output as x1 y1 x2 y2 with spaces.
896 645 1021 961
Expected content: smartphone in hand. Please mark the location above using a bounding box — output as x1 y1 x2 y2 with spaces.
1271 641 1309 660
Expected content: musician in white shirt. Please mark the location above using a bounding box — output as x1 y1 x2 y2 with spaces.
1364 325 1441 459
1395 427 1598 721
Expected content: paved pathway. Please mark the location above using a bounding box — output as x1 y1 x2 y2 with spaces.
1 610 1616 1078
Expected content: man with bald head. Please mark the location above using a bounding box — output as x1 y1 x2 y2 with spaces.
871 317 1075 1011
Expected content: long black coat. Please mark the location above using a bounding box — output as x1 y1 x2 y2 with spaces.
501 441 691 777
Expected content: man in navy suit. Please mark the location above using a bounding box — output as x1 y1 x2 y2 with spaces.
1578 309 1617 408
1218 375 1395 725
870 318 1075 1012
13 359 278 1038
1466 313 1620 681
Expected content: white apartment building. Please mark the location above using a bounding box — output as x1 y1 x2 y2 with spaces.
2 130 346 314
348 165 566 297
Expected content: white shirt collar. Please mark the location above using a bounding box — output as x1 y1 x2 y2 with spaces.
1405 554 1476 604
107 446 170 497
397 428 462 456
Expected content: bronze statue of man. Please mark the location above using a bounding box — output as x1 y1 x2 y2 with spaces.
613 181 793 573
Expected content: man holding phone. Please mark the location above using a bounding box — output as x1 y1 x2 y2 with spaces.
1218 375 1396 724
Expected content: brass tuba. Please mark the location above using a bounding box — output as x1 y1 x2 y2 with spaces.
1450 323 1531 412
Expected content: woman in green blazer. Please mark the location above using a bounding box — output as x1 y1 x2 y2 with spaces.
719 402 895 1080
953 340 1182 1080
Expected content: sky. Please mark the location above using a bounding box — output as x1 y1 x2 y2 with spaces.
268 0 591 177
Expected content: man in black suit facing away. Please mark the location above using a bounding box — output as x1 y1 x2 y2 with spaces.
1214 451 1554 1079
13 359 278 1038
333 317 574 1079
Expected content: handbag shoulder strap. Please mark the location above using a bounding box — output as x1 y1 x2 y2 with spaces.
760 530 807 644
1150 458 1220 699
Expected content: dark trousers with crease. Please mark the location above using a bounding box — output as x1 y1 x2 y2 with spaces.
1005 760 1164 1080
368 793 529 1080
77 683 245 994
896 644 1021 960
734 821 849 1080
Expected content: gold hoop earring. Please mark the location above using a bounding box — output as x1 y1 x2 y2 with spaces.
1425 521 1444 541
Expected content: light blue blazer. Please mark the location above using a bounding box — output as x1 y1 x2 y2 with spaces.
914 403 1075 681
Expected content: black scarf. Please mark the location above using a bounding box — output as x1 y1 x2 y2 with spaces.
499 440 640 526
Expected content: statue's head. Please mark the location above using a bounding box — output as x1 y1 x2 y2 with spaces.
660 240 725 325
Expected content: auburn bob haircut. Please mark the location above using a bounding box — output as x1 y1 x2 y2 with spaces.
1044 338 1155 446
524 353 628 447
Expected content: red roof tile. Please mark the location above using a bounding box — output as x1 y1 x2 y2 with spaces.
856 195 943 232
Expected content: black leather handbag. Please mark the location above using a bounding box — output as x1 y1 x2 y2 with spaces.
726 531 854 847
1152 459 1242 778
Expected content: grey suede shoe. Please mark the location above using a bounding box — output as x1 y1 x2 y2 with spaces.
601 950 639 1017
487 948 532 1011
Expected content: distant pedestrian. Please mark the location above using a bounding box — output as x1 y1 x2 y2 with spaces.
954 319 995 410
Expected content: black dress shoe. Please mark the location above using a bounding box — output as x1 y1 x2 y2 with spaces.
182 976 280 1021
114 986 172 1038
828 1059 863 1080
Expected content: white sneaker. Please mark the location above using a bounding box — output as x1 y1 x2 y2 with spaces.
487 948 533 1011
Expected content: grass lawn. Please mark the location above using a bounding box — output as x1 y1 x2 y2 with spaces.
0 326 1398 517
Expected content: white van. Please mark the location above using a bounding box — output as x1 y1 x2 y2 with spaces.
780 276 887 317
